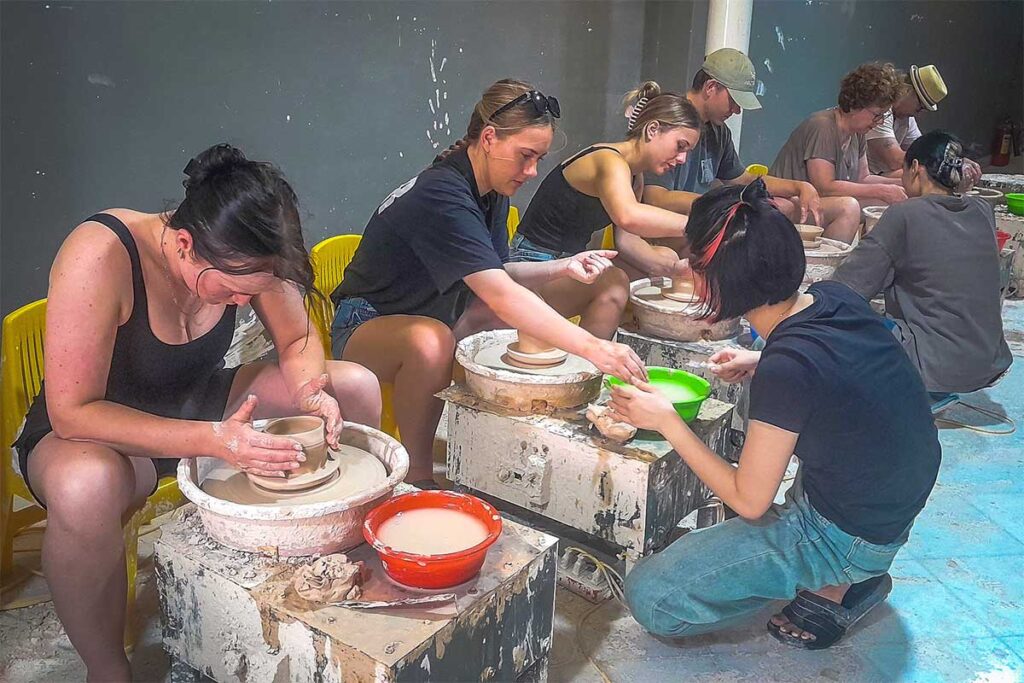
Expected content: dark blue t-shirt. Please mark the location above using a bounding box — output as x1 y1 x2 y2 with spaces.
334 148 509 326
748 281 941 544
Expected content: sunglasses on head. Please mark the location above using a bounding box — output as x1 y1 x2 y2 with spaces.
491 90 561 121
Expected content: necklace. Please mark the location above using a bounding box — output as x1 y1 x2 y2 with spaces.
159 226 202 343
761 295 802 340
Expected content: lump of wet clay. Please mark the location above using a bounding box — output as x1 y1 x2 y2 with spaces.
586 404 637 443
291 553 366 606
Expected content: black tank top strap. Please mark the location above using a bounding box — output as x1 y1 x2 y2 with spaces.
85 212 148 320
560 145 623 168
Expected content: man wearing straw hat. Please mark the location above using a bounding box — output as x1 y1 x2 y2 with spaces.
867 64 980 187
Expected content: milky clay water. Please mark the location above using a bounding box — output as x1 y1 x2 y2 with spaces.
377 508 489 555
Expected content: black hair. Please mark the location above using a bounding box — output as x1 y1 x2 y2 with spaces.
167 143 316 301
686 179 805 321
904 130 965 191
691 69 713 92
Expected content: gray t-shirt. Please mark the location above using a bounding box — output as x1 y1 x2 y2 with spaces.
833 194 1012 393
770 109 866 183
645 120 745 194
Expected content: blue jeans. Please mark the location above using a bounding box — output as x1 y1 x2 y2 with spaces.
330 297 380 359
508 233 573 263
624 477 909 638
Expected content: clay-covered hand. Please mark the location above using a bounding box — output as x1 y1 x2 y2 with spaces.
670 258 693 280
708 348 761 383
294 373 343 449
606 380 680 434
798 182 823 226
878 184 908 205
586 339 648 384
961 159 982 191
213 394 304 477
564 250 618 285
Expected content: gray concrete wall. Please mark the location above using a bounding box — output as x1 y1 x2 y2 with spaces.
3 0 1021 316
1 0 688 315
741 0 1024 167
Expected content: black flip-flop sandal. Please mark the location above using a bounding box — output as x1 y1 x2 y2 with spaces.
767 573 893 650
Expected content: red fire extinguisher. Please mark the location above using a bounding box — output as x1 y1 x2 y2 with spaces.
991 119 1013 167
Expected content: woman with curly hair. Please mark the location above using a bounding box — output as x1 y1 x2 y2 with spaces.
771 62 909 239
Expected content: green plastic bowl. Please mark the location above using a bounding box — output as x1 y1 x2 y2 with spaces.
606 367 711 423
1006 193 1024 217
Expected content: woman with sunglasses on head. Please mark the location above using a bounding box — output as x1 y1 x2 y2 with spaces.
834 130 1012 402
609 179 940 650
331 79 647 488
771 62 909 237
513 81 700 282
13 143 381 680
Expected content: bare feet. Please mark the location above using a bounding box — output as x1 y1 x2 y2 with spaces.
769 583 849 643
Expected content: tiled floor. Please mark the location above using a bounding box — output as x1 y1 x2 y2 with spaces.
2 302 1022 682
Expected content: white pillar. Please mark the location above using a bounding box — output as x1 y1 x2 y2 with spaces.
705 0 754 148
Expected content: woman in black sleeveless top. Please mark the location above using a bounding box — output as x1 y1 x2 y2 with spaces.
514 81 702 281
13 144 380 680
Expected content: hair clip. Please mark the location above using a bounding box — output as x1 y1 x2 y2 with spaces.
628 97 649 131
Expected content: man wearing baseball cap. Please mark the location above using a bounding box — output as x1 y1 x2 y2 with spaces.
866 65 981 186
643 48 860 237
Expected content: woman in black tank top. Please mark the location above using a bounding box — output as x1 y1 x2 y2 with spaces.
515 81 703 281
14 144 381 679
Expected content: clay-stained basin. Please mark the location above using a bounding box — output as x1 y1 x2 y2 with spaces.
629 278 740 343
178 422 410 557
457 329 601 412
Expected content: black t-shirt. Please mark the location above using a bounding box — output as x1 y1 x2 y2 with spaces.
748 281 941 545
334 148 509 326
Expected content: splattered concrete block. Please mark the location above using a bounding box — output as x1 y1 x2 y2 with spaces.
442 385 733 568
155 505 557 682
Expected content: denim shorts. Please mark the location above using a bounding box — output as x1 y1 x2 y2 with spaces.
330 296 380 359
508 233 573 263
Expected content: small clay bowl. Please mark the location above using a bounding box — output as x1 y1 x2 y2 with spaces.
246 416 327 490
515 332 555 355
795 224 824 244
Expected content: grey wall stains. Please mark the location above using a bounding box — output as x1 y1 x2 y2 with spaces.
3 0 1020 316
2 1 688 315
741 0 1024 167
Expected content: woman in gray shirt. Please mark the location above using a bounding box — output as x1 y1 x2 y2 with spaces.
834 131 1012 396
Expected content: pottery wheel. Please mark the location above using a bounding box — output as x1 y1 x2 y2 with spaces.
200 444 388 507
661 289 700 304
803 238 823 250
473 343 593 376
251 456 342 493
633 285 703 313
505 341 568 368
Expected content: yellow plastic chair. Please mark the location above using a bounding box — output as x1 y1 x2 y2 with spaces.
309 235 399 439
507 206 520 243
601 224 615 250
0 298 181 648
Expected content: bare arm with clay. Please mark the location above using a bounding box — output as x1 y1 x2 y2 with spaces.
42 222 304 478
463 268 647 383
608 379 793 519
586 149 689 238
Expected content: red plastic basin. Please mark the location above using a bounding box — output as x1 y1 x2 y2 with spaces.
363 491 503 589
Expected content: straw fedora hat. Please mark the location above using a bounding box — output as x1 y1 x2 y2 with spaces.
910 64 947 112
